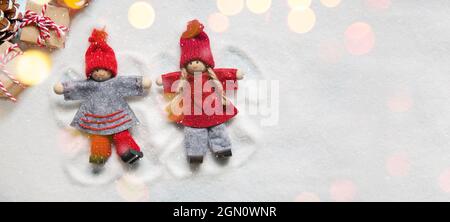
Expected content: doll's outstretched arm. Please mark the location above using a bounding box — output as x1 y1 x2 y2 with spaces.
143 77 152 90
236 69 244 80
210 68 244 81
210 68 243 92
156 76 163 86
116 76 149 97
53 82 64 95
55 80 90 101
156 71 182 93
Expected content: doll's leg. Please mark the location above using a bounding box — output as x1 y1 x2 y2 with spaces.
184 127 208 164
208 124 232 158
89 134 112 165
112 130 143 164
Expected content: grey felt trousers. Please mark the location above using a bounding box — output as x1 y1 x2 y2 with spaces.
184 123 232 157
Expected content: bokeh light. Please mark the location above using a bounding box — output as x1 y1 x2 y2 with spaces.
387 91 413 113
128 1 155 29
319 39 344 64
61 0 89 9
116 174 150 202
246 0 271 14
217 0 244 16
58 128 87 154
438 169 450 193
345 22 375 55
16 50 52 86
208 13 230 33
288 8 316 34
295 192 321 202
330 180 357 202
320 0 341 8
31 0 52 4
386 152 411 177
288 0 311 10
365 0 391 10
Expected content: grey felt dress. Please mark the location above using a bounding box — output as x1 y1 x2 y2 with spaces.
62 76 144 136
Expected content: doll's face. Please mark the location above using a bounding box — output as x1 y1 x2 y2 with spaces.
186 60 207 74
91 69 113 82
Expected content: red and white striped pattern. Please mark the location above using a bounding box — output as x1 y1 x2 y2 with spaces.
0 43 24 102
20 4 69 47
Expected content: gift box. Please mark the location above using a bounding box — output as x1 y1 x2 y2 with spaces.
0 41 24 101
19 1 70 48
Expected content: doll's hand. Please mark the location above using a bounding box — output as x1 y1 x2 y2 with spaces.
53 83 64 95
236 69 245 80
156 76 163 86
143 77 152 90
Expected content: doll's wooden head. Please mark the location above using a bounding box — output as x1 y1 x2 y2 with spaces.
91 68 113 82
186 60 207 74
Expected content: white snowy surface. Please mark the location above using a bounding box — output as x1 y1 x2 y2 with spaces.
1 0 450 201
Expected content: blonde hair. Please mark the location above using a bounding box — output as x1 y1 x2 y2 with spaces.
207 67 227 105
167 68 188 116
167 65 228 117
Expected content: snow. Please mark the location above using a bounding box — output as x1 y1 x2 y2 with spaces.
1 0 450 201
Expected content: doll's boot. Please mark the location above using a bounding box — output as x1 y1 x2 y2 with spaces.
89 135 112 165
214 149 232 159
188 155 204 164
113 130 143 164
120 149 144 164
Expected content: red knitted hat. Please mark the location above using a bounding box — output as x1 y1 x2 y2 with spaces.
180 20 215 68
85 28 118 78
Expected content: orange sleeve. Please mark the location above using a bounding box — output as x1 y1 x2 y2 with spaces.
161 71 181 93
213 68 238 91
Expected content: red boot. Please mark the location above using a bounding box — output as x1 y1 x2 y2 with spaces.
112 130 143 164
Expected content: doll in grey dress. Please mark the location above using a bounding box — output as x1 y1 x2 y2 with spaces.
54 29 152 165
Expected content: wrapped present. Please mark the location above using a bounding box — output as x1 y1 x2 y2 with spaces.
0 41 24 102
19 2 70 48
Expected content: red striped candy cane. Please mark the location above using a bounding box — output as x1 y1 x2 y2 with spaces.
0 44 24 102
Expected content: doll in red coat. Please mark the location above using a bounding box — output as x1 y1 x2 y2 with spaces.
156 20 244 164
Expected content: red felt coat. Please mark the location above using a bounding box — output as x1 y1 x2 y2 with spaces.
162 68 239 128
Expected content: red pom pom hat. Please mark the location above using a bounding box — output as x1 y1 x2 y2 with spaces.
85 28 118 79
179 20 215 68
